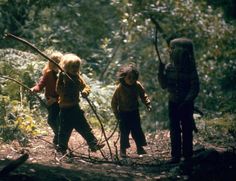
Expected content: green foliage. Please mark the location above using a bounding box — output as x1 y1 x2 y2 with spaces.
0 49 45 105
0 95 46 145
199 114 236 144
79 74 117 130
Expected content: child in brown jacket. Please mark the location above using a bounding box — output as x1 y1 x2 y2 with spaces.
56 53 104 154
111 63 151 157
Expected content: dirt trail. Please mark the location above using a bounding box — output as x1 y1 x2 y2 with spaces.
0 129 236 181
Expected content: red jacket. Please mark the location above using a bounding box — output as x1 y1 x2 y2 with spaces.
32 70 58 99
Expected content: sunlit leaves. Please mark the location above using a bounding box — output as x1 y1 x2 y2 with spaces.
0 95 46 143
80 74 117 129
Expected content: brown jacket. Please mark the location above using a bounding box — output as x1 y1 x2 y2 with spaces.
56 73 91 108
111 81 150 118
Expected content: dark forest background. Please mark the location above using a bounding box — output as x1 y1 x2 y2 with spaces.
0 0 236 142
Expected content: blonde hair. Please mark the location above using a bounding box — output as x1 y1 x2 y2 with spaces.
43 51 63 74
60 53 81 74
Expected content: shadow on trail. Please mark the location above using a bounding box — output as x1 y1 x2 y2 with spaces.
1 148 236 181
0 160 132 181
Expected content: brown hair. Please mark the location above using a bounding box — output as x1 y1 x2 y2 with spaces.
116 63 139 82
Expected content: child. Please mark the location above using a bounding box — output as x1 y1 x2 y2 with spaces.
31 51 63 145
111 63 151 157
158 38 200 163
56 53 104 154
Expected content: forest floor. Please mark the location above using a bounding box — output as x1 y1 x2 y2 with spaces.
0 124 236 181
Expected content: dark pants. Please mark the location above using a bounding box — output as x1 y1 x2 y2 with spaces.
58 105 98 151
119 110 147 150
47 102 60 144
168 101 194 159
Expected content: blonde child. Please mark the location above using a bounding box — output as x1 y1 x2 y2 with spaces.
31 51 63 145
111 63 151 157
56 53 104 154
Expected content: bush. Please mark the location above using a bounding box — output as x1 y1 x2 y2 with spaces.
0 95 46 145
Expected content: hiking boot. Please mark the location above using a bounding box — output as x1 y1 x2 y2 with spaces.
90 143 105 152
137 147 147 155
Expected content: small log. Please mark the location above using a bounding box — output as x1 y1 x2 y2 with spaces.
0 153 29 176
